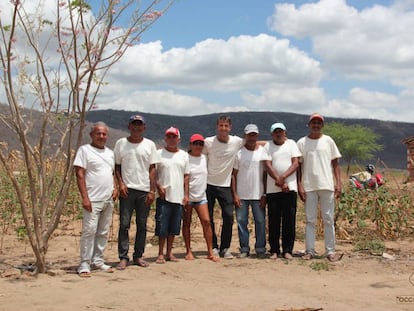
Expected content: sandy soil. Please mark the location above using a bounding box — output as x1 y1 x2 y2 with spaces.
1 213 414 311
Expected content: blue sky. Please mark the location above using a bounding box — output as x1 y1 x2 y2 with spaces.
3 0 413 122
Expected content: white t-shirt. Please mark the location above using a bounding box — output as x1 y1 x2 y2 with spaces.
156 148 190 204
74 144 114 202
233 145 270 200
114 137 159 192
264 139 302 194
203 135 244 187
188 154 208 202
297 134 342 192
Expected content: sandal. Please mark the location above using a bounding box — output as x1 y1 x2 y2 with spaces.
133 258 149 267
156 256 166 264
78 268 91 277
302 253 313 260
327 253 344 262
96 263 114 273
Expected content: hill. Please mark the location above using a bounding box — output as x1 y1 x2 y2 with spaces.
85 110 414 170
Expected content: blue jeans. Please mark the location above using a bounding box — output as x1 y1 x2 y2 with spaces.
235 200 266 254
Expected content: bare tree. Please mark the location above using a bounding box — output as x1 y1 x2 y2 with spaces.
0 0 173 273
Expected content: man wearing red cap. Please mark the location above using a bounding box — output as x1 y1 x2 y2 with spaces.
297 113 343 262
155 127 190 263
114 115 159 270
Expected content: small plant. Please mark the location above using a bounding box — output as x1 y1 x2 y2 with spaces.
310 261 329 271
353 238 385 255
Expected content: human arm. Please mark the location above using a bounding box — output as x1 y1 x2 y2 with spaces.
75 166 92 212
115 164 129 199
297 163 306 202
145 164 157 206
182 173 190 206
231 169 241 208
332 158 342 199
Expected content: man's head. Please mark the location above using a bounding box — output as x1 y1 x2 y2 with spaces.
90 122 109 149
244 124 259 146
216 115 232 138
270 122 286 144
307 113 324 136
164 126 181 150
128 114 146 136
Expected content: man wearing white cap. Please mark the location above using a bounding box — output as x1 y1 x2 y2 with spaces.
264 122 301 260
297 113 343 262
232 124 269 258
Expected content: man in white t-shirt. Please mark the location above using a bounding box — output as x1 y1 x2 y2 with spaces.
155 127 190 263
74 122 117 277
297 113 343 262
203 116 244 259
232 124 269 258
264 123 301 260
114 115 159 270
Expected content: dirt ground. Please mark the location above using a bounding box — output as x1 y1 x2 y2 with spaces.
1 212 414 311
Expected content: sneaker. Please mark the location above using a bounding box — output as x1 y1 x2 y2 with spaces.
221 248 234 259
238 252 249 258
213 248 220 257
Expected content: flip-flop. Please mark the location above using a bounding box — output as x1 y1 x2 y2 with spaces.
133 258 149 267
96 264 114 273
116 259 128 270
155 257 166 264
78 270 91 277
207 255 220 262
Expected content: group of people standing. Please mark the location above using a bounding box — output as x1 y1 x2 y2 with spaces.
73 112 343 277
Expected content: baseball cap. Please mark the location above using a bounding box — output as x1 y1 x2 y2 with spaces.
165 126 181 138
244 124 259 134
309 113 324 123
190 133 204 143
270 122 286 132
129 114 145 124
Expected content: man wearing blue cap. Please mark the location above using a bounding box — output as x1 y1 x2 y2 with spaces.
264 122 301 260
114 114 159 270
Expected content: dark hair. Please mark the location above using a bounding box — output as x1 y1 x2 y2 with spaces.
217 115 231 125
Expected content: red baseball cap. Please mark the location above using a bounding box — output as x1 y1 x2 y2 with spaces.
309 113 324 123
165 126 181 138
190 133 204 143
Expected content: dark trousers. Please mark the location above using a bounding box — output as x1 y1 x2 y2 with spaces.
206 184 234 252
118 189 150 261
267 191 297 255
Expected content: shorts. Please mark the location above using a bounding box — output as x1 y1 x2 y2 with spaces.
155 198 183 237
188 199 208 207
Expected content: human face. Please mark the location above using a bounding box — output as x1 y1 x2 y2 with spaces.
308 119 324 137
271 129 286 145
190 140 204 155
128 120 145 138
216 120 231 139
90 126 108 149
165 134 180 151
244 132 258 148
